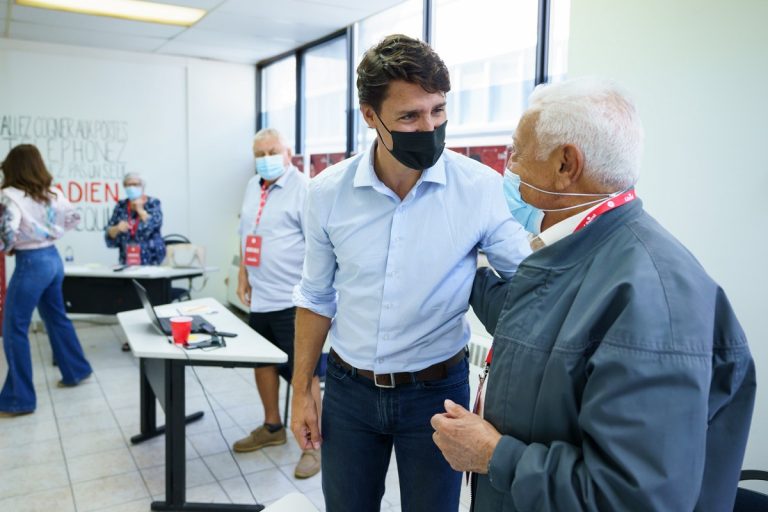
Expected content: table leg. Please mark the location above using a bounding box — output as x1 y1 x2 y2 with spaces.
150 360 264 511
131 358 203 444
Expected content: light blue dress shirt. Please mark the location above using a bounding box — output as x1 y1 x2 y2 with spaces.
239 165 307 313
293 144 531 373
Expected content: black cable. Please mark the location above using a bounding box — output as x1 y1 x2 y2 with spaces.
174 341 262 505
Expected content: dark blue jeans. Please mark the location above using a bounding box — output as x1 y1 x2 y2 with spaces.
0 246 92 413
322 352 469 512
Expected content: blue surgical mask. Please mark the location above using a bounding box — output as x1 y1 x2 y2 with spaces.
503 171 544 234
503 170 625 234
255 154 286 180
125 186 142 201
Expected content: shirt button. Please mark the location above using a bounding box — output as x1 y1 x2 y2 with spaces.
383 335 389 340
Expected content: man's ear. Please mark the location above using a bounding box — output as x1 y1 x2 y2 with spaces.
554 144 585 190
360 104 377 129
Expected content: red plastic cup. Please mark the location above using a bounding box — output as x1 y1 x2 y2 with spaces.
170 316 193 345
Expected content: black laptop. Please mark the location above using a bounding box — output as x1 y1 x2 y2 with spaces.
132 279 215 335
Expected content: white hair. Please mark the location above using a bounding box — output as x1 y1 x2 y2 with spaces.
526 77 644 189
123 172 144 186
253 128 286 146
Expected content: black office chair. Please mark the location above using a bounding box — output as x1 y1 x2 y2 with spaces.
734 470 768 511
163 234 193 302
163 233 191 246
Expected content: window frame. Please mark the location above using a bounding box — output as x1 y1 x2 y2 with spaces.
255 0 556 161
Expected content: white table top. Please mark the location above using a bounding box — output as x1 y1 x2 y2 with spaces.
117 297 287 364
65 264 218 279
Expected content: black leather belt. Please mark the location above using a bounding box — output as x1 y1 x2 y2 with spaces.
329 348 465 388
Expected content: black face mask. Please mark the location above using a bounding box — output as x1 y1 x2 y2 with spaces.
374 113 447 171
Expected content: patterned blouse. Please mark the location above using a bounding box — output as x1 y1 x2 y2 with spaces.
0 187 80 252
104 197 166 265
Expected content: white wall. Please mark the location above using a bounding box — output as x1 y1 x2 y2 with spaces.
568 0 768 490
0 38 256 302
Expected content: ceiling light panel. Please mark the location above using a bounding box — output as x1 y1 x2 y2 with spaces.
15 0 207 27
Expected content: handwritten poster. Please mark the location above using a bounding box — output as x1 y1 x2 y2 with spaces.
0 115 129 232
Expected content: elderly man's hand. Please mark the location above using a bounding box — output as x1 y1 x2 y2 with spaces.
431 399 502 473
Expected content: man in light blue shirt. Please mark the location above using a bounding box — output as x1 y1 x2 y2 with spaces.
290 35 531 511
232 128 322 480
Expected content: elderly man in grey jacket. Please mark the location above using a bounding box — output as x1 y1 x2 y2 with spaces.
431 78 755 511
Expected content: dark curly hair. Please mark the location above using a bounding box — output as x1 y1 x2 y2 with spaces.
357 34 451 113
1 144 55 204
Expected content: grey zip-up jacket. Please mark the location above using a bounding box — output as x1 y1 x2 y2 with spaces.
470 200 755 511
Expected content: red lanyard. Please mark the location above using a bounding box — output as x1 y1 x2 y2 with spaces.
573 188 636 232
480 190 637 370
254 181 270 228
126 200 140 238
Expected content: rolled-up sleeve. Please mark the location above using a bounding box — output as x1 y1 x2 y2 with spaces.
479 175 531 279
292 181 337 318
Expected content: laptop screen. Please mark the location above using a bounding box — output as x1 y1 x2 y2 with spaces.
131 279 167 335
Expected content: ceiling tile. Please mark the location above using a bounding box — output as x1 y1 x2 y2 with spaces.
10 20 165 53
163 0 223 8
303 0 402 12
169 28 295 52
219 0 358 25
159 39 292 63
0 0 411 64
193 10 332 40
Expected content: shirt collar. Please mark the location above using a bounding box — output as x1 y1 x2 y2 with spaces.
353 140 447 189
533 200 605 249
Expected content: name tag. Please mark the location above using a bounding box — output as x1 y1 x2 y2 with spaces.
126 244 142 266
244 235 262 267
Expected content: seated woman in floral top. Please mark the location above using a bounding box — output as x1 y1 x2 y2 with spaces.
104 172 166 266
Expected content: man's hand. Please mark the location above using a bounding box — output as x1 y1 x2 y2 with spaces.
431 399 502 473
116 220 130 233
290 389 322 451
236 269 251 307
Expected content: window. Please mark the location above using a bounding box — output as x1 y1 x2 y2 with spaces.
260 56 296 152
304 37 348 176
255 0 567 170
433 0 538 147
549 0 571 82
354 0 423 153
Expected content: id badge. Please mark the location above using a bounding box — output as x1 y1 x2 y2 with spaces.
126 244 142 266
244 235 262 267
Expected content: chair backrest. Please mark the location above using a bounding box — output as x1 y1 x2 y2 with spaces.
163 233 191 246
734 470 768 512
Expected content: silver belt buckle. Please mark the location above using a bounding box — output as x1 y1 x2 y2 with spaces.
374 372 396 388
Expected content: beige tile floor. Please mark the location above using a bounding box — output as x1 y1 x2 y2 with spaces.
0 319 473 512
